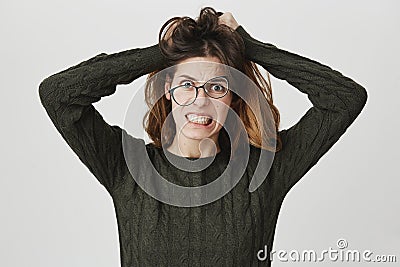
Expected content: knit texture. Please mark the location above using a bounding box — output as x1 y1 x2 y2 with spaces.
38 25 368 266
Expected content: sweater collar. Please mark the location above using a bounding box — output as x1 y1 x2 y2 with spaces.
152 144 231 186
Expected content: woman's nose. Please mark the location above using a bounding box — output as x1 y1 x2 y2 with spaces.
194 87 210 106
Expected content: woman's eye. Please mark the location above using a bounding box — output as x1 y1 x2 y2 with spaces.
211 84 224 91
181 80 193 88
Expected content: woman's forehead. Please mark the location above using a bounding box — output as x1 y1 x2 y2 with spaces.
174 57 228 80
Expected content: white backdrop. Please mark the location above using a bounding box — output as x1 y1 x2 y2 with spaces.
1 0 399 266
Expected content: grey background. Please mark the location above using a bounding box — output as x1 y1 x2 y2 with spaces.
1 0 399 266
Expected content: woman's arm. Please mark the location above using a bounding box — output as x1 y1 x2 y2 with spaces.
235 25 368 197
38 44 167 195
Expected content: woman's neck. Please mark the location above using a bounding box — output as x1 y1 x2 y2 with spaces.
167 135 221 158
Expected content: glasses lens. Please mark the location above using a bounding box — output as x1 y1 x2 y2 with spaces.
204 77 228 98
172 84 196 106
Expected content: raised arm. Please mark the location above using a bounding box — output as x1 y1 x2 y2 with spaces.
38 44 167 194
234 25 368 197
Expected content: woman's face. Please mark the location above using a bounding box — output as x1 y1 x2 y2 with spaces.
164 56 232 143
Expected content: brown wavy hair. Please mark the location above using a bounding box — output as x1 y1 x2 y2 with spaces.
143 7 282 154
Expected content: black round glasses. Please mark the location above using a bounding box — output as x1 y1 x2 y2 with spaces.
168 75 230 106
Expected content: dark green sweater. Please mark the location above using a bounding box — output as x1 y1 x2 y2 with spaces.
38 25 368 266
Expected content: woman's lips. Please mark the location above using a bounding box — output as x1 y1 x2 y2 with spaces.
185 113 214 128
185 113 213 123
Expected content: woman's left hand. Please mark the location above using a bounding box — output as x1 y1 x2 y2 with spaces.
218 12 240 31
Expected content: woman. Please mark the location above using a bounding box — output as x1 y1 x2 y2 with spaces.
38 7 367 267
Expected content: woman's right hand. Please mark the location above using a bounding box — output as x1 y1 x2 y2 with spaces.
163 19 179 46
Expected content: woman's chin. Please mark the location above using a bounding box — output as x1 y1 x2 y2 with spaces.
180 120 222 139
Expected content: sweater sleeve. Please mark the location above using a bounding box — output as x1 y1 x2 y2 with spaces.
235 26 368 197
38 44 167 194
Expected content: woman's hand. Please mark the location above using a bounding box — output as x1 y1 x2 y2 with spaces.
163 20 179 46
218 12 240 31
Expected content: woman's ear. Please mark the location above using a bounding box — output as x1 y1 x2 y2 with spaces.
164 74 171 100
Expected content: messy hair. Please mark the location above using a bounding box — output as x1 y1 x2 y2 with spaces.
142 7 282 154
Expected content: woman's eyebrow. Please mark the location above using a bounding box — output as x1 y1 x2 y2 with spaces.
176 74 197 80
176 74 224 82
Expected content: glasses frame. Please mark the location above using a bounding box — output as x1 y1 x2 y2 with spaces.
168 75 230 106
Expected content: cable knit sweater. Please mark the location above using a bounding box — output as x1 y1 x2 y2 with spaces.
38 25 368 266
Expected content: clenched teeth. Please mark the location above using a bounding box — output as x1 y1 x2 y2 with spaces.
186 114 212 125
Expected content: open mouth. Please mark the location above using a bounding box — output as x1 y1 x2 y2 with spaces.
185 113 214 126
